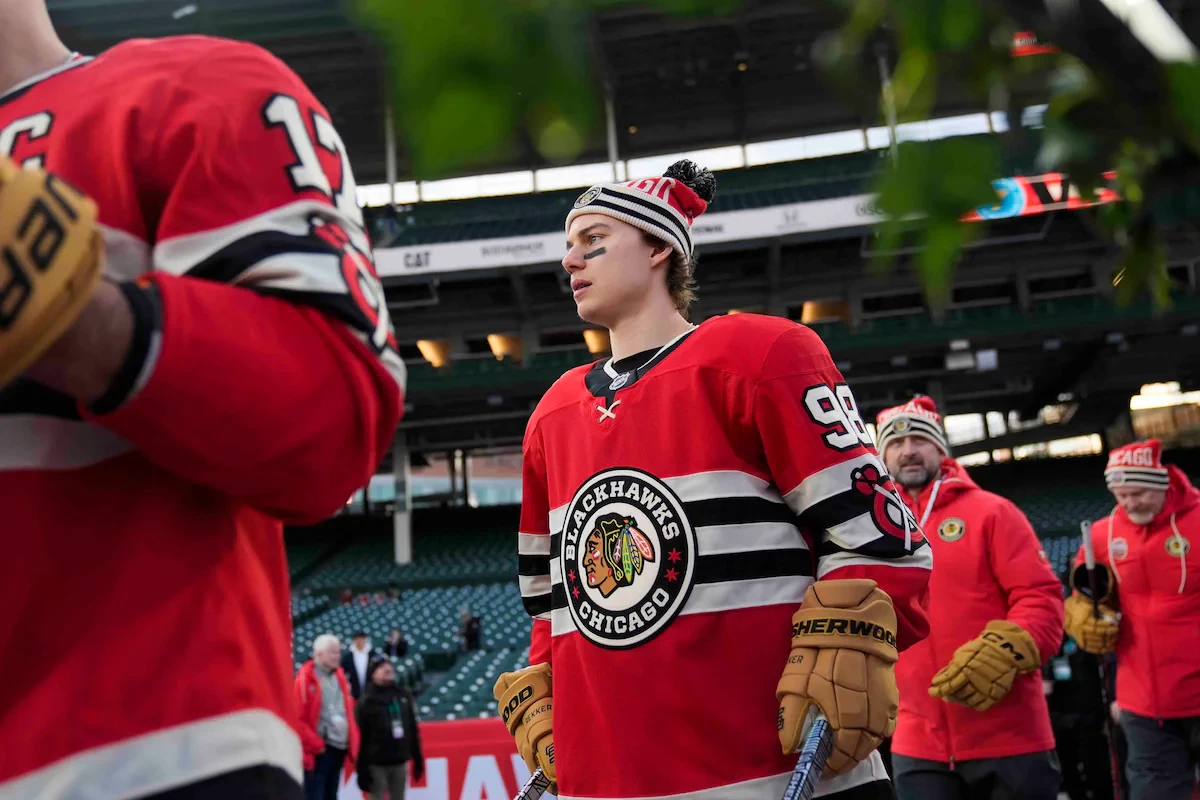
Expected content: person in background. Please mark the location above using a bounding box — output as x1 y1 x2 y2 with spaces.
458 606 482 652
1066 439 1200 800
384 629 409 659
877 397 1064 800
341 631 377 700
356 660 424 800
295 635 360 800
1042 634 1127 800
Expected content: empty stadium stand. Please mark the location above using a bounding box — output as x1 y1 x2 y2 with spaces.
299 530 515 591
419 646 533 721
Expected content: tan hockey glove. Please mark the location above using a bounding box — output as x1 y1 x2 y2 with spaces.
494 663 556 794
0 156 104 387
777 579 899 776
929 620 1041 711
1064 593 1120 655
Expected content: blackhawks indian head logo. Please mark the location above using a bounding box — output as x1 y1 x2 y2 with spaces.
583 513 656 597
560 467 696 649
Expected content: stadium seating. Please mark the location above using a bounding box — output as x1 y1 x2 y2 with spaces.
290 594 331 619
419 646 533 722
299 530 515 591
1041 534 1083 584
1010 486 1115 537
286 540 338 579
291 582 530 678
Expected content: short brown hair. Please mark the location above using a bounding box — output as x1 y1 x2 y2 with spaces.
643 232 697 313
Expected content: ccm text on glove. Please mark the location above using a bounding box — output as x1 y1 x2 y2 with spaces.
929 620 1042 711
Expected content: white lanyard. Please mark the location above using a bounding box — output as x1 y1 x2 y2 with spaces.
918 476 944 530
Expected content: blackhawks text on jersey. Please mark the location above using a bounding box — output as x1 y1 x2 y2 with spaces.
0 37 403 799
517 313 932 800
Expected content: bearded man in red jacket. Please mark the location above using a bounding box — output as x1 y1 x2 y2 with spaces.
1066 439 1200 800
876 397 1065 800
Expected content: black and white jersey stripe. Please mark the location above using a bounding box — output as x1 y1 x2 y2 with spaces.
782 452 932 577
152 199 406 388
518 532 553 621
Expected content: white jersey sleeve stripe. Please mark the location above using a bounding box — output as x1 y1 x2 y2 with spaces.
781 451 881 516
518 532 552 556
695 521 808 555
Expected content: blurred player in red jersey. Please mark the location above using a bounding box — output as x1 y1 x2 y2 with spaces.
495 160 932 800
0 2 404 798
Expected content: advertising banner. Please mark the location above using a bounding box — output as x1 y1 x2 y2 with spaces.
337 717 553 800
374 171 1119 279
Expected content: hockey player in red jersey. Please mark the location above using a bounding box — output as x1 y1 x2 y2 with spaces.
495 161 932 799
0 4 403 799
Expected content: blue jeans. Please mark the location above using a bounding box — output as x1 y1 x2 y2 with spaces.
305 746 346 800
1121 709 1200 800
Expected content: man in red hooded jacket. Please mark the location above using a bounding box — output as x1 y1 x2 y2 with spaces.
295 634 361 800
876 397 1065 800
1066 439 1200 800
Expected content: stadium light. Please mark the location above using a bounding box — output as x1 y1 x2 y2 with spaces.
582 329 610 354
800 299 849 325
487 334 522 362
417 339 451 368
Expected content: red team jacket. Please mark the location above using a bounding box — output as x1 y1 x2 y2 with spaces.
518 314 932 800
1077 465 1200 719
294 661 361 778
0 38 403 797
891 459 1063 763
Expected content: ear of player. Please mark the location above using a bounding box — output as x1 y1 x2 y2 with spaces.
928 620 1042 711
0 156 104 387
776 579 899 776
494 663 556 794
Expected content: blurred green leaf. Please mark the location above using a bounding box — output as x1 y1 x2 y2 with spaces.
873 138 1000 305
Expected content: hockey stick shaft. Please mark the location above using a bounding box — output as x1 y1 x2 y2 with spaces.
1080 520 1124 800
514 767 551 800
781 708 835 800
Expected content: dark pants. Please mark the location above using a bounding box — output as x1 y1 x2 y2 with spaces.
305 746 347 800
824 779 896 799
368 763 407 800
892 750 1060 800
140 765 304 800
1121 709 1200 800
1052 712 1128 800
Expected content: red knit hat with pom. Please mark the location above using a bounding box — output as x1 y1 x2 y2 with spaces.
565 159 716 265
1105 439 1170 490
875 396 950 455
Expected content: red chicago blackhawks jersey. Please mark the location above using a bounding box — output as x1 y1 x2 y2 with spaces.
0 38 403 798
517 314 932 800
